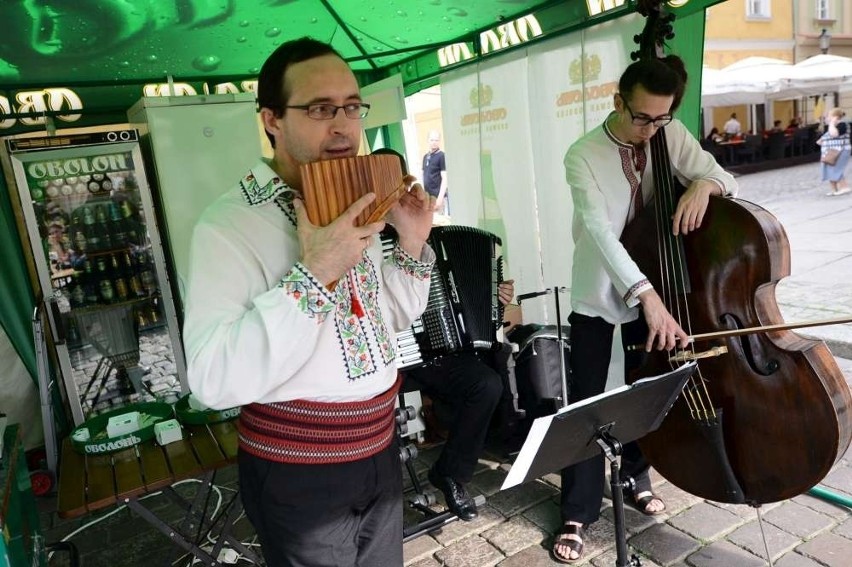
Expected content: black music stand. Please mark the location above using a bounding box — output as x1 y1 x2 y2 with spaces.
502 362 697 567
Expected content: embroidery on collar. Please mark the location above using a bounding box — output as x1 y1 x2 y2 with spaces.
603 113 630 148
274 194 297 228
239 167 297 206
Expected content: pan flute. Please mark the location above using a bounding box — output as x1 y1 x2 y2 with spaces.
299 154 406 227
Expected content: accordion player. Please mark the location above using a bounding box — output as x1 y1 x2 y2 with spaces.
383 225 504 370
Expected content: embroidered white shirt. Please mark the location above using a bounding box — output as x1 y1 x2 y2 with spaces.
183 159 434 408
564 115 738 325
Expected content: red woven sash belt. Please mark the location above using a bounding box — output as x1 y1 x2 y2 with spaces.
237 376 401 464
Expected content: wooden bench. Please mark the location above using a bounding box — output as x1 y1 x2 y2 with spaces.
56 420 258 565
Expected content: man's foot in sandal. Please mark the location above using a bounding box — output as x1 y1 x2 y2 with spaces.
629 490 666 515
552 521 586 563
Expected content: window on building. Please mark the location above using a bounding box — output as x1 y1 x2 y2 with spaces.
746 0 770 19
817 0 831 21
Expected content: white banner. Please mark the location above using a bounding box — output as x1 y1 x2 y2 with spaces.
438 13 643 327
442 51 544 318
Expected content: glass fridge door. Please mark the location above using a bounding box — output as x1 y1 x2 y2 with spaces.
6 130 187 424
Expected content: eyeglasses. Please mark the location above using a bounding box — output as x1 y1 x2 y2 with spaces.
283 103 371 120
621 97 673 128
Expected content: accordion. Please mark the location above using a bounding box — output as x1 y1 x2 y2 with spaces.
383 225 504 369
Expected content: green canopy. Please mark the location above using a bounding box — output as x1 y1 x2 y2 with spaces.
0 0 557 84
0 0 723 384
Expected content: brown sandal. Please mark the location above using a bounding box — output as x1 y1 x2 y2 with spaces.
628 490 666 516
551 523 586 563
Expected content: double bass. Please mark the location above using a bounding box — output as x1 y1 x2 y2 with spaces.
621 1 852 504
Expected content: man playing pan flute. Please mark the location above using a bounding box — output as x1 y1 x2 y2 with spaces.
183 37 435 567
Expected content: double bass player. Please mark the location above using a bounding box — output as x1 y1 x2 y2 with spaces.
552 55 738 563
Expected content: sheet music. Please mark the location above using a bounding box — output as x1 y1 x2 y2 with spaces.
501 362 696 490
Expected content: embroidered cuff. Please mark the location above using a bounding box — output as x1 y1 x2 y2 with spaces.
392 243 433 281
278 263 337 321
624 279 652 308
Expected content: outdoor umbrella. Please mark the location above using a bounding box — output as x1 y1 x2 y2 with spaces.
779 54 852 97
701 57 791 106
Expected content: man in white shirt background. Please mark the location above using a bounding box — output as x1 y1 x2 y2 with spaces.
723 112 742 137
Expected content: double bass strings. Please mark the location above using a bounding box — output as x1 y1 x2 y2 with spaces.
649 126 716 423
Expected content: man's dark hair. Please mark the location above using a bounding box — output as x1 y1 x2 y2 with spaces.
618 55 688 113
257 37 343 146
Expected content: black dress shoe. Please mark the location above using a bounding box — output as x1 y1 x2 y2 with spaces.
428 468 478 521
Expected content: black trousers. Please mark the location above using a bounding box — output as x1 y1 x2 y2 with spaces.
238 444 402 567
405 351 503 483
559 312 651 524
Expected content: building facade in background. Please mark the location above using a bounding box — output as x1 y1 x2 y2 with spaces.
703 0 850 134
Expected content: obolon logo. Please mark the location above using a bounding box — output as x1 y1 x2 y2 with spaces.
556 52 617 119
460 84 508 135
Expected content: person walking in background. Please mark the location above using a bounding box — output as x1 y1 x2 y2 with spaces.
422 130 449 214
817 107 852 197
183 37 435 566
723 112 742 137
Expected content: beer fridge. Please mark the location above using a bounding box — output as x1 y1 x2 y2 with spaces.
1 128 187 425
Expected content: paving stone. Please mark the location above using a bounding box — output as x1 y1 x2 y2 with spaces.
726 518 800 562
651 482 703 516
795 532 852 567
820 467 852 499
471 467 510 497
833 516 852 539
540 471 561 489
482 515 548 556
408 557 444 567
404 534 442 565
763 501 835 538
600 500 660 534
592 548 662 567
429 505 505 546
495 543 564 566
707 501 765 520
685 540 766 567
581 518 618 563
790 492 852 521
667 501 744 541
521 499 562 534
434 535 504 567
773 551 827 567
629 523 701 566
487 478 559 517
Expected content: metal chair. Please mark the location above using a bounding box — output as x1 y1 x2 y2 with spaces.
735 134 764 163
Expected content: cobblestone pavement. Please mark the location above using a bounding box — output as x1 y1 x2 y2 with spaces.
39 160 852 566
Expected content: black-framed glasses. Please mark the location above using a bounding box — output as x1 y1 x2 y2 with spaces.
283 103 371 120
621 97 673 128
